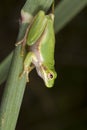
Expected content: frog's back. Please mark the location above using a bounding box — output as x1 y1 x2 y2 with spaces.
40 16 55 68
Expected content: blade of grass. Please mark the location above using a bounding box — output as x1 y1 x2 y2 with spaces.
54 0 87 33
0 0 53 130
0 52 13 84
0 0 87 85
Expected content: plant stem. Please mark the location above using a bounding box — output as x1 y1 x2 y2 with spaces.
0 52 13 84
0 0 53 130
54 0 87 33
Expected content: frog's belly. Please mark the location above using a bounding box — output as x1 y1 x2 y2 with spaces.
30 45 43 78
30 44 43 67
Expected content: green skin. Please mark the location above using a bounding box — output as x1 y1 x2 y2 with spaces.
18 10 57 88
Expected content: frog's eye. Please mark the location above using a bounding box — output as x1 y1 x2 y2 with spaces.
47 73 53 79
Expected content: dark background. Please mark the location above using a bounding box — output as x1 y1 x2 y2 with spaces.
0 0 87 130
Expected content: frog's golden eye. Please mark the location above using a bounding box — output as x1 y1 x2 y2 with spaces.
48 73 53 79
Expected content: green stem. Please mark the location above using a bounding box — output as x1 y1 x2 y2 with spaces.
54 0 87 33
0 52 13 84
0 0 53 130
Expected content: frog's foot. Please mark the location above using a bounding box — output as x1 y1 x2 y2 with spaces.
15 39 24 46
19 69 29 82
15 25 29 46
19 65 34 82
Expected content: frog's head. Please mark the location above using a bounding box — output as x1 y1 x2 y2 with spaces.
37 66 57 88
42 69 57 88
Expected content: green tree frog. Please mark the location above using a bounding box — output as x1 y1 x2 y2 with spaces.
16 8 57 88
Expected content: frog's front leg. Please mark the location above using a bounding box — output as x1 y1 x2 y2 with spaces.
20 52 35 82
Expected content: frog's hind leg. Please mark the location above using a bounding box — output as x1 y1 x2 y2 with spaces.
27 65 34 82
15 24 31 56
